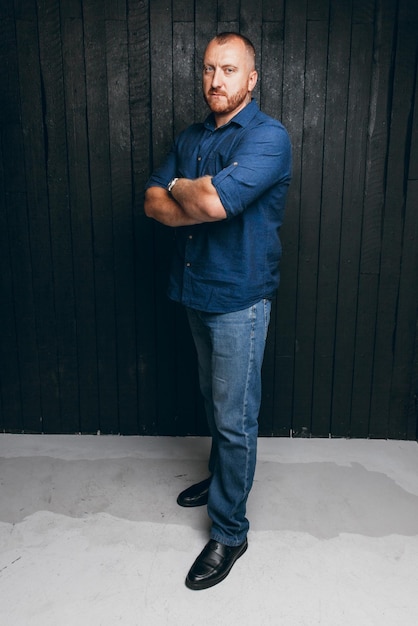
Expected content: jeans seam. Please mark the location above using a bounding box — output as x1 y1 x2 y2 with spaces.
242 304 257 514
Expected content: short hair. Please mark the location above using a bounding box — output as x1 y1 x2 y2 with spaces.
211 32 256 67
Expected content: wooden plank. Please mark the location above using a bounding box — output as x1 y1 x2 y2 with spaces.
262 0 284 22
275 0 307 436
294 18 329 437
149 0 178 434
0 135 23 431
408 74 418 180
127 0 157 434
0 17 20 126
350 274 379 436
259 19 285 434
259 300 277 436
405 62 418 439
59 0 81 19
173 0 194 22
13 0 36 19
0 0 14 17
127 0 152 198
360 0 396 277
261 0 289 437
174 305 203 435
217 22 239 35
37 0 79 433
332 14 374 438
1 122 25 193
62 16 99 433
307 0 329 22
150 0 174 162
410 320 418 441
369 2 417 438
172 20 204 434
260 21 284 119
16 17 60 432
240 0 262 44
271 355 293 436
1 42 25 185
390 179 418 439
106 17 139 434
173 22 195 135
0 20 39 431
353 0 375 24
83 0 118 433
5 191 42 432
311 0 351 437
240 0 262 103
195 0 217 122
218 0 239 23
387 28 418 441
105 0 126 20
262 0 289 437
350 0 397 438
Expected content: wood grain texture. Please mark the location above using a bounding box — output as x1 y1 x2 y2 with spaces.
0 0 416 438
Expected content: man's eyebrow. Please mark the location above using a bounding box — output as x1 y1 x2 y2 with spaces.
203 62 239 69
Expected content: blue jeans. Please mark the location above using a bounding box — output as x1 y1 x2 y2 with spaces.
186 299 271 546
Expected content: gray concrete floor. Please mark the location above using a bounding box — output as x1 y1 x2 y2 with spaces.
1 434 418 625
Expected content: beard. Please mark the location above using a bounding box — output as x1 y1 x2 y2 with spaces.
204 85 249 116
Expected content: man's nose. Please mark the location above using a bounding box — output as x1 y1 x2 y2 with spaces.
211 68 223 88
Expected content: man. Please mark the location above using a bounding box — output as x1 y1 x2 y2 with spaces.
145 32 291 590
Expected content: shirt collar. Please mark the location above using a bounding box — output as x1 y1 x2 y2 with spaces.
204 99 259 131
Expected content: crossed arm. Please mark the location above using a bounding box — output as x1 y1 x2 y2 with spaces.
144 175 227 227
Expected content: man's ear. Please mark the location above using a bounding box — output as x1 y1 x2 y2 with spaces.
248 70 258 92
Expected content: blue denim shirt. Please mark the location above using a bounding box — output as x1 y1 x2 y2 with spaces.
146 100 292 313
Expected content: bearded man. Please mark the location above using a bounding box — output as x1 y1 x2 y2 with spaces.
145 32 292 590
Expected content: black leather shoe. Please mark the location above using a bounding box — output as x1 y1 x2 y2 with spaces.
185 538 248 590
177 477 212 507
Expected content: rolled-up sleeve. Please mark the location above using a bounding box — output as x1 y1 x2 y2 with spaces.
211 123 291 219
145 145 177 190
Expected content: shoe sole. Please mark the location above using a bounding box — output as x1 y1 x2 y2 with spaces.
176 496 208 507
185 541 248 590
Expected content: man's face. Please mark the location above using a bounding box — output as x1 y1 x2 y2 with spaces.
202 38 257 126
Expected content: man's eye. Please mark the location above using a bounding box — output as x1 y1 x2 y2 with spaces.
204 66 214 73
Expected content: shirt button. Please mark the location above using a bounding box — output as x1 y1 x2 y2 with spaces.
188 234 193 239
186 262 191 267
197 156 201 161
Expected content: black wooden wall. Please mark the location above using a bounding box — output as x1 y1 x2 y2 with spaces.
1 0 417 438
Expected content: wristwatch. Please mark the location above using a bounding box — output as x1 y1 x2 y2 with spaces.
167 177 179 193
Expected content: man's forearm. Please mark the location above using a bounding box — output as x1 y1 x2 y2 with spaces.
170 176 227 222
144 186 202 227
144 176 227 227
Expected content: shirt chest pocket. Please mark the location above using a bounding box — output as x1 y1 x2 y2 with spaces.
176 150 225 177
197 150 230 177
197 129 245 176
